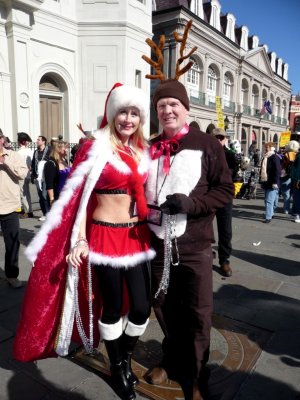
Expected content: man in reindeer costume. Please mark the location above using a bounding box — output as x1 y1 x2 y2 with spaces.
142 21 234 399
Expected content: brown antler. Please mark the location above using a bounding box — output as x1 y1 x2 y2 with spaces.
142 35 166 81
173 20 197 80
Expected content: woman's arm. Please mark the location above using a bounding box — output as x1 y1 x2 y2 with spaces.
47 188 55 206
67 212 88 267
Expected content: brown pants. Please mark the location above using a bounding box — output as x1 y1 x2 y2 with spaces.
151 241 213 380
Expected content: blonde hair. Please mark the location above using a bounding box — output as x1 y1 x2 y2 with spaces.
108 121 147 162
50 138 68 165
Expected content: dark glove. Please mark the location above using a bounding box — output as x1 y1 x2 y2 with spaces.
30 176 35 184
160 193 193 215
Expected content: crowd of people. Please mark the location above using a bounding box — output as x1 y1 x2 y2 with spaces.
1 21 300 400
1 98 300 400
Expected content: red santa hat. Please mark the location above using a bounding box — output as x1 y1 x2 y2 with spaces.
100 83 149 129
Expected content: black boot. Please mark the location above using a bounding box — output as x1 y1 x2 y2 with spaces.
121 333 139 387
104 338 136 400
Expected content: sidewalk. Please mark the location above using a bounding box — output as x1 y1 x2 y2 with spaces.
0 188 299 400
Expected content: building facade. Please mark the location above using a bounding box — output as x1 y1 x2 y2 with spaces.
289 95 300 138
0 0 152 142
152 0 291 154
0 0 293 151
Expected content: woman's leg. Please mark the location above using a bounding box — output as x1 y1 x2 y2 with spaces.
94 265 135 400
121 264 151 386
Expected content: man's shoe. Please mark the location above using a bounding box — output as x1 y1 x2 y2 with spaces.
19 212 28 219
28 212 34 218
264 219 271 223
220 261 232 277
38 216 46 221
144 367 168 385
7 278 24 289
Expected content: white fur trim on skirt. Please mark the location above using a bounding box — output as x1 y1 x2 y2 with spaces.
89 249 156 268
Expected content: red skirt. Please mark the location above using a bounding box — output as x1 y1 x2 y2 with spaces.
88 220 155 268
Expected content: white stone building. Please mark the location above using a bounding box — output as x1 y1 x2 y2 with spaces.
0 0 152 143
152 0 291 154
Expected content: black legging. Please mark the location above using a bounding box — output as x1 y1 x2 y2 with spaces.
94 263 151 326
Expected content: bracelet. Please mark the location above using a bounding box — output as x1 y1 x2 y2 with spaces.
73 238 89 248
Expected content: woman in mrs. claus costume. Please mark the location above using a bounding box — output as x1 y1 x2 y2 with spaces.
13 83 155 400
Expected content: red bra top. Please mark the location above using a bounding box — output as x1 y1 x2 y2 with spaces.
93 161 147 195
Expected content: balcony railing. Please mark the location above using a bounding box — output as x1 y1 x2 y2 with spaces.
222 99 236 113
243 104 251 115
190 92 206 106
189 96 286 126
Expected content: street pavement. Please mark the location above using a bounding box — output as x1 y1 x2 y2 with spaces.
0 186 299 400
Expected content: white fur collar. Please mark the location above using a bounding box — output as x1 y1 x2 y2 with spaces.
145 149 202 239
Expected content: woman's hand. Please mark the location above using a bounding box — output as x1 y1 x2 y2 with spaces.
66 238 89 267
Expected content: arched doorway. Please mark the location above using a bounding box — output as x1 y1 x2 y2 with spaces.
241 128 247 155
273 133 278 149
39 74 65 141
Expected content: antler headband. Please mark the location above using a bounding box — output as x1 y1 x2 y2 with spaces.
142 20 197 81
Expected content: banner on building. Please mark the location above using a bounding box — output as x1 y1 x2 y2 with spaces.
215 96 225 129
279 131 291 148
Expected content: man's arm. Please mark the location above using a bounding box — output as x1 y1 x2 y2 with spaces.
1 151 28 180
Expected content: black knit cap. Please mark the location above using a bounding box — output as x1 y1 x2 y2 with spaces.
153 79 190 111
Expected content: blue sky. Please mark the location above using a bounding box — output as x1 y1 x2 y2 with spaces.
219 0 300 95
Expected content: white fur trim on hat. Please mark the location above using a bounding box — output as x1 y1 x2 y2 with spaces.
106 85 149 126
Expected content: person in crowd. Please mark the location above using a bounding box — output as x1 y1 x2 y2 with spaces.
280 140 299 215
17 132 34 218
253 148 261 167
31 135 51 221
44 136 70 207
142 20 234 400
0 129 28 288
259 142 281 223
3 136 13 150
211 128 238 277
290 142 300 222
13 83 155 400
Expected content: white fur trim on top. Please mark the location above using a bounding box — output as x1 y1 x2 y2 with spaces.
106 85 149 126
89 249 156 269
24 128 112 263
99 319 123 341
124 319 149 337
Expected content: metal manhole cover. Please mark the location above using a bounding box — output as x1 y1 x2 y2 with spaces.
71 314 271 400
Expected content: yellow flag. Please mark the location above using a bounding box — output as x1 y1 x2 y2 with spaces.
216 96 225 129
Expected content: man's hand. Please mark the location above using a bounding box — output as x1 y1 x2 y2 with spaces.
160 193 192 215
0 155 6 164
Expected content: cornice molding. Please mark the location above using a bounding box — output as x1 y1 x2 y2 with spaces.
1 0 45 12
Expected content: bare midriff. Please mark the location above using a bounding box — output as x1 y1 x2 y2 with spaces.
92 193 138 223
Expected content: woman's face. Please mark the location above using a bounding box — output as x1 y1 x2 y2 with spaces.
58 144 67 157
114 106 141 144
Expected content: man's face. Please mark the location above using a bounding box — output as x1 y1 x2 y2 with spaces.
36 136 45 148
156 97 188 137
